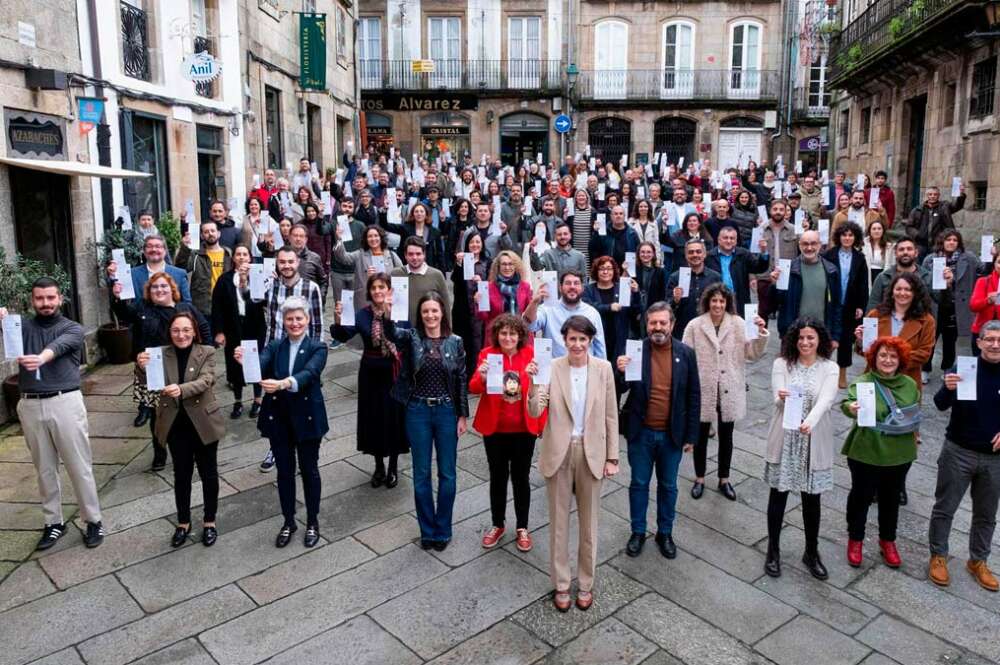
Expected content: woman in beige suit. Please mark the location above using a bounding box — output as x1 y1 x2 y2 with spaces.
527 315 619 613
138 311 226 548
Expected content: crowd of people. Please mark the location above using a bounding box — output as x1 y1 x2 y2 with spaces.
5 150 1000 615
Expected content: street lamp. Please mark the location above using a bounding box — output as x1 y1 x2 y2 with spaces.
566 63 579 90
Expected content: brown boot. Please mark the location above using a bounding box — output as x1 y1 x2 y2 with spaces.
838 367 848 389
966 560 999 592
928 555 950 586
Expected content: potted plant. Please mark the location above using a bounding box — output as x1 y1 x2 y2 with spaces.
90 228 144 364
0 248 73 415
156 211 182 255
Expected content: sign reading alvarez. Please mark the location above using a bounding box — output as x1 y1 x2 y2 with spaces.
361 93 480 112
299 13 326 91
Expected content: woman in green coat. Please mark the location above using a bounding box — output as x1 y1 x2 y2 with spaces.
841 336 920 570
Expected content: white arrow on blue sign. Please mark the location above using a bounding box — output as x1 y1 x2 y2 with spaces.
554 114 572 134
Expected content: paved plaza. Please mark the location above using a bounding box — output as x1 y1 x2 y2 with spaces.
0 330 997 665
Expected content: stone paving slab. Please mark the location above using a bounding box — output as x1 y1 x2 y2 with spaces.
353 513 421 554
26 649 86 665
752 565 879 635
77 584 256 665
543 617 657 665
424 620 550 665
262 615 422 665
0 461 118 503
91 478 238 535
128 639 217 665
0 576 144 665
854 614 990 665
200 544 447 665
754 615 870 665
0 560 55 612
368 549 552 659
0 529 40 562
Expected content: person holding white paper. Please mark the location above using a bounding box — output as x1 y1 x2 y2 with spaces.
764 319 840 580
583 256 638 401
384 202 446 271
524 270 607 359
706 226 770 313
176 219 233 317
928 320 1000 592
773 230 843 343
389 236 451 326
841 337 920 569
903 184 965 262
755 199 800 318
588 205 642 270
211 245 267 419
331 273 409 489
469 315 546 552
971 252 1000 353
240 198 279 260
449 234 490 375
137 311 225 549
476 251 534 330
332 223 404 314
862 220 896 287
824 221 870 387
260 247 324 347
682 284 768 502
666 238 722 338
832 190 887 237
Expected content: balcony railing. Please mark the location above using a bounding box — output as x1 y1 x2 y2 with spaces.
792 85 831 121
829 0 963 81
120 1 151 82
574 69 780 103
359 59 563 92
194 36 214 98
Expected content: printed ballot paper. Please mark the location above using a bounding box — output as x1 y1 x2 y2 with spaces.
371 255 387 275
596 213 607 236
862 317 879 352
112 249 137 300
957 356 978 401
463 253 475 280
618 277 632 307
932 257 947 290
782 385 805 430
240 340 262 384
982 235 995 263
751 225 765 254
624 252 637 277
533 338 552 385
776 259 792 291
391 276 409 322
477 281 491 312
541 271 558 305
678 267 692 298
340 292 356 327
952 176 962 198
625 340 643 382
857 382 877 428
3 314 23 359
249 264 267 300
337 216 353 242
744 304 759 340
486 354 504 395
145 347 165 391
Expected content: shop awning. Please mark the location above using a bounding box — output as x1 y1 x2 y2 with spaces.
0 156 152 178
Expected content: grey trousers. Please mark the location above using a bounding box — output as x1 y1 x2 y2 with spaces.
18 391 102 525
928 439 1000 561
330 271 354 304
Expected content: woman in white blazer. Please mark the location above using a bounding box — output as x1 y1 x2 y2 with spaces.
862 220 895 288
763 317 840 582
682 283 768 501
527 315 619 614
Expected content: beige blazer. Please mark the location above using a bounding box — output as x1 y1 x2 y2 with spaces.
529 356 619 480
155 344 226 445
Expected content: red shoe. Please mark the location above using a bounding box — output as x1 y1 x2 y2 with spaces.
515 528 533 552
879 539 901 568
481 526 505 549
847 539 863 568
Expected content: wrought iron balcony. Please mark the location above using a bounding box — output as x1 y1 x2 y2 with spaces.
792 85 831 122
120 1 151 82
572 69 780 104
359 59 564 92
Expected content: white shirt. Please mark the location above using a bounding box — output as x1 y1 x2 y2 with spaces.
569 364 588 436
405 263 429 276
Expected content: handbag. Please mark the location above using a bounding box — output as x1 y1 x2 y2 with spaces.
872 379 921 435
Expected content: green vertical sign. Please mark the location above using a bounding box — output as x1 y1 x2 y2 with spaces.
300 13 327 91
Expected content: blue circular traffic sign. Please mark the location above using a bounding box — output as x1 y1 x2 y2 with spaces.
554 114 572 134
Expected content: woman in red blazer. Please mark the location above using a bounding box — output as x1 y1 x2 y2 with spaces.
475 250 533 330
970 253 1000 354
469 313 546 553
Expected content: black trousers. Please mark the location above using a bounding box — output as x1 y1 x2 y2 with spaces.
272 437 322 527
166 438 219 524
846 459 910 541
768 488 821 552
483 433 536 529
694 399 734 479
924 303 958 371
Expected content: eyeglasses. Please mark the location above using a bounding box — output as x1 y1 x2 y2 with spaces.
150 284 171 290
981 336 1000 346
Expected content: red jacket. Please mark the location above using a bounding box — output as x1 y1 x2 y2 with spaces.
476 280 533 328
970 272 1000 334
248 185 279 214
468 345 546 436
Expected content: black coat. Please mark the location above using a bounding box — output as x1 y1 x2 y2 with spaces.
210 270 267 384
705 247 770 312
619 339 701 446
112 298 211 356
823 247 869 338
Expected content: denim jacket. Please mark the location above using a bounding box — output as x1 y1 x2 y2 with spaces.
391 330 470 417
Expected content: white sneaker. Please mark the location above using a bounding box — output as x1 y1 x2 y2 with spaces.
259 450 275 472
921 371 930 385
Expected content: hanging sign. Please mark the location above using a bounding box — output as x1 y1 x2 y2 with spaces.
181 51 222 83
299 13 327 90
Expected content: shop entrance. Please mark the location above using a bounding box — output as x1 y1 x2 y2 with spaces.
421 112 470 161
499 113 549 166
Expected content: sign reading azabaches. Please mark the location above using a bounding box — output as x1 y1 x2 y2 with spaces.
361 93 479 112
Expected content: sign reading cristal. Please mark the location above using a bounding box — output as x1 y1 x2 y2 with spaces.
181 52 221 83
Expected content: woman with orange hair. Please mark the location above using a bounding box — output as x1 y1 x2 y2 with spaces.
841 336 920 569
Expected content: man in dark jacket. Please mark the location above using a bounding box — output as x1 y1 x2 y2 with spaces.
589 205 641 267
616 302 700 560
176 220 232 317
774 230 843 340
706 226 769 313
666 238 722 338
904 184 966 261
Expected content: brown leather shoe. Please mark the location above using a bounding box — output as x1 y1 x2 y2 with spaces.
966 559 999 592
553 590 572 613
575 590 593 611
928 555 950 587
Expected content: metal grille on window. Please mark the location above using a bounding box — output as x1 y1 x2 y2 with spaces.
970 57 997 120
194 36 214 98
587 117 631 162
653 117 697 166
121 1 151 81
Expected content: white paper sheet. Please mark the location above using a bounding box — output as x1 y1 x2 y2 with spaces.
486 354 504 395
596 213 607 236
776 259 792 291
262 257 276 279
117 205 132 231
240 340 262 384
463 253 475 280
818 218 830 245
321 191 332 215
932 257 947 290
618 277 632 307
3 314 23 359
857 382 877 427
957 356 978 401
337 215 353 242
862 317 879 352
185 199 196 224
477 281 490 312
597 183 606 201
744 304 759 340
625 339 643 382
533 338 552 385
951 176 962 198
371 255 387 274
759 205 769 225
249 264 267 300
981 235 995 263
751 225 765 253
541 271 558 305
188 223 200 250
390 276 409 322
624 252 637 276
782 385 805 430
145 347 165 391
794 210 805 236
678 267 692 298
339 292 356 327
869 187 880 209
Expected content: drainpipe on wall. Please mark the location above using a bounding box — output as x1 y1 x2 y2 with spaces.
87 0 114 230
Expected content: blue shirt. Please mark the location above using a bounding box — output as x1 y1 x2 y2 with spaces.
838 249 853 304
719 252 735 291
528 299 607 359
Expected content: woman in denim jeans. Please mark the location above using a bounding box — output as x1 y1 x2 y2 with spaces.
391 291 469 551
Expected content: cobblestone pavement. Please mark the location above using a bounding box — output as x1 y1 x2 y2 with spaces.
0 327 997 665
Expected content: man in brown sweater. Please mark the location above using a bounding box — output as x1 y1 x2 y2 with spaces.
390 236 451 325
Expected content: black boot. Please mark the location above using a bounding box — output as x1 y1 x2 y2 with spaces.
802 548 829 581
151 443 168 472
133 406 152 427
765 540 781 578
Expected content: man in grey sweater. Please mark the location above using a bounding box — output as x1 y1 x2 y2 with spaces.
390 236 451 326
0 278 104 550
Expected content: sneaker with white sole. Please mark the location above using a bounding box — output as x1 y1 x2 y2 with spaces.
83 521 105 548
36 523 65 551
260 450 275 472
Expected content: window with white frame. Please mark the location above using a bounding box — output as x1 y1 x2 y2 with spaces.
661 21 695 98
428 17 462 88
509 17 541 88
359 17 382 88
729 21 762 98
594 20 628 99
